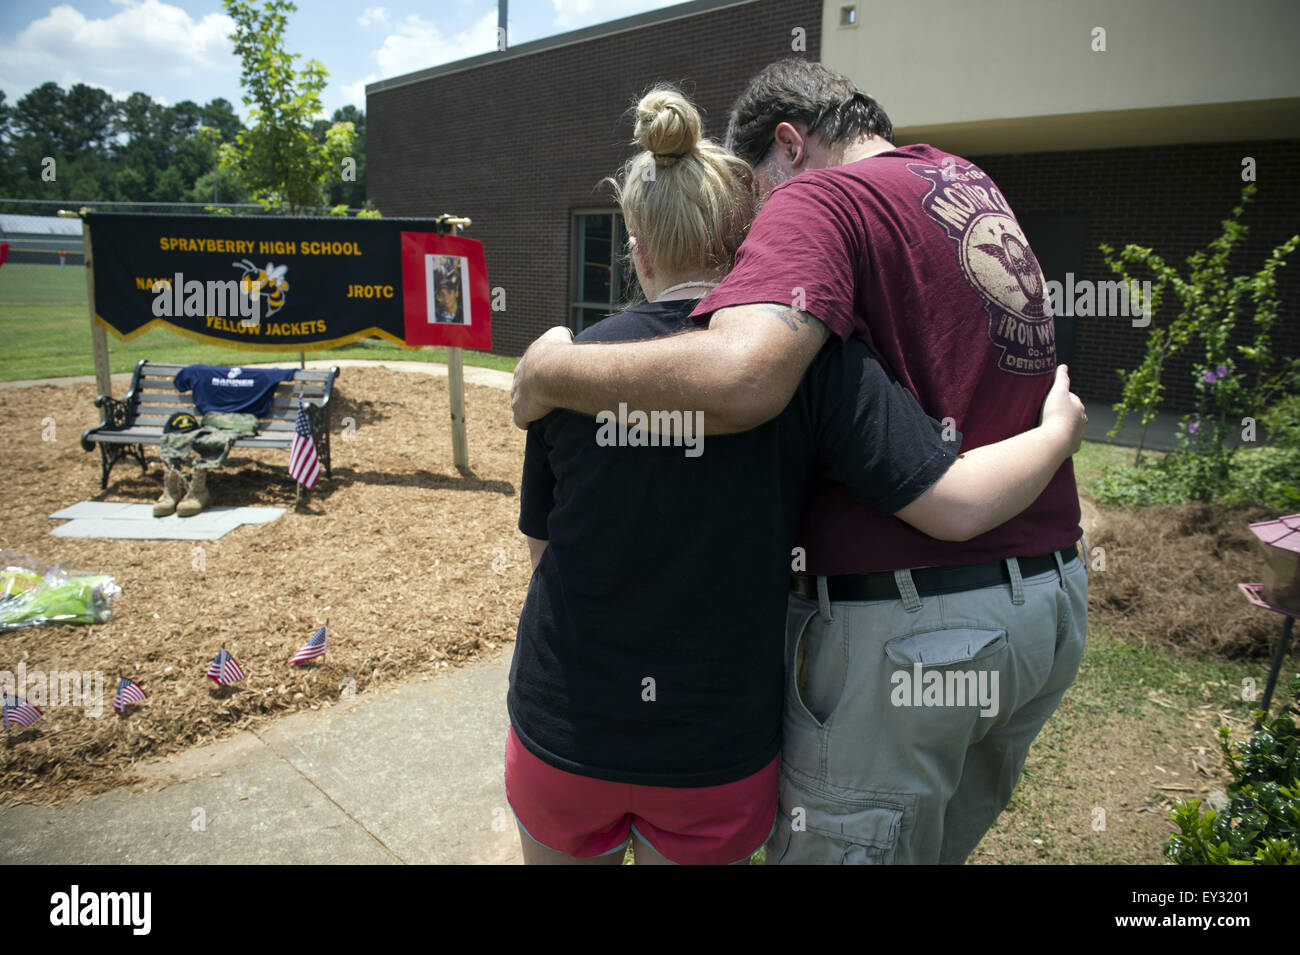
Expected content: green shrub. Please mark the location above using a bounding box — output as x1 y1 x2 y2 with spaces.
1092 457 1195 508
1231 446 1300 509
1261 390 1300 451
1232 391 1300 508
1095 388 1300 510
1165 675 1300 865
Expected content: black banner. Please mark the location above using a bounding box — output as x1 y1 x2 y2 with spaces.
87 212 458 351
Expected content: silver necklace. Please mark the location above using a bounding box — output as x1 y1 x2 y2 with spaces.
657 280 720 297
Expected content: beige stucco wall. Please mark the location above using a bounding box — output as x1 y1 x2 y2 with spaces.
821 0 1300 151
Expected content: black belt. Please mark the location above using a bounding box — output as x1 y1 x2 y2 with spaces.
790 546 1079 603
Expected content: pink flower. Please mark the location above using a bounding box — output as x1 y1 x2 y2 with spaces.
1216 365 1228 379
1203 370 1217 383
1188 421 1200 435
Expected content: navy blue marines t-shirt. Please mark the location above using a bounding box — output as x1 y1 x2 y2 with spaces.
510 298 961 787
174 365 298 416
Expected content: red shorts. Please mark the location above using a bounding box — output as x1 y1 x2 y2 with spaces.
504 725 778 865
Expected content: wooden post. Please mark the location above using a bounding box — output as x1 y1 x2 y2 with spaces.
448 344 468 469
447 220 470 470
65 210 112 398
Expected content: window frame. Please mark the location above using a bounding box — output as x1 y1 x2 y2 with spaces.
570 208 630 334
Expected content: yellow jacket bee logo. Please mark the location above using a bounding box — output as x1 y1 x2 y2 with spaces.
233 259 290 318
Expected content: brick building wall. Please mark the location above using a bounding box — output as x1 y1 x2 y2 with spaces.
368 0 822 357
974 140 1300 411
370 0 1297 414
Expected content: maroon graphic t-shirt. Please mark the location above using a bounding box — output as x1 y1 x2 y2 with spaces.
692 143 1081 573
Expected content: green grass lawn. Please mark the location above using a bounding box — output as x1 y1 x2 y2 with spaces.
1072 437 1166 493
980 621 1268 864
0 262 518 381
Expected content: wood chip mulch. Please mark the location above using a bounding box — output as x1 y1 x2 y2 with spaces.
0 367 530 806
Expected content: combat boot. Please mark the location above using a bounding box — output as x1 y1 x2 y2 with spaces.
153 467 187 517
176 468 210 517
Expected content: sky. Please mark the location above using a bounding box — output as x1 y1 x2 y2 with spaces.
0 0 686 118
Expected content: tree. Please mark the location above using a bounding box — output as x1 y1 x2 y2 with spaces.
63 83 117 153
221 0 355 214
0 92 14 195
199 98 242 143
114 92 157 149
190 166 252 206
7 83 87 200
0 83 250 211
191 100 247 207
112 167 147 203
153 165 188 203
12 82 67 154
314 105 366 208
113 91 170 197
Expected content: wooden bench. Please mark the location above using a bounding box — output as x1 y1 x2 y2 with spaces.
80 360 340 490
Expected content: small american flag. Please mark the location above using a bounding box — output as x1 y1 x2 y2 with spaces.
288 401 321 489
3 694 43 730
114 677 147 713
206 647 246 686
290 626 328 665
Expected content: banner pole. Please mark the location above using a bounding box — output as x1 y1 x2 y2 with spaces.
448 346 468 469
448 223 469 471
65 209 112 398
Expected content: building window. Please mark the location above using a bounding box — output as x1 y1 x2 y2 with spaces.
571 211 637 333
839 4 857 27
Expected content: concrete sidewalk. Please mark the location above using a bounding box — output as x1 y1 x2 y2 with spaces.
0 645 522 865
1081 400 1191 453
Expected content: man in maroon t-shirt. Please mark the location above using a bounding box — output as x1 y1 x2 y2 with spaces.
511 59 1087 864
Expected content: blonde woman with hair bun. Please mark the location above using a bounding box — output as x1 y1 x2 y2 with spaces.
505 86 1086 866
611 86 755 302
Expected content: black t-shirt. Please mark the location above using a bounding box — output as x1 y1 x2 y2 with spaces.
510 298 960 787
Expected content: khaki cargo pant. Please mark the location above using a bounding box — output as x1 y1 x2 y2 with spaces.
765 550 1088 865
160 412 258 471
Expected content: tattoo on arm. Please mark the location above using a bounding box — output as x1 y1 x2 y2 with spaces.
755 304 818 333
710 303 830 344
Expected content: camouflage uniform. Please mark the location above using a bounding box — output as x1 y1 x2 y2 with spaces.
160 412 259 470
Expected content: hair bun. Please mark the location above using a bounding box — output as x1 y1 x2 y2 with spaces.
634 88 701 165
